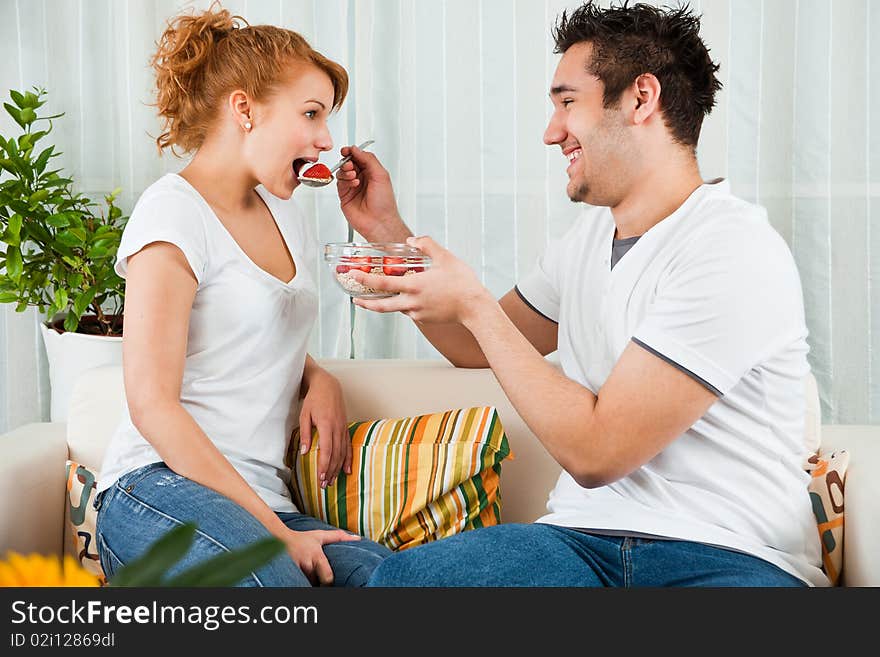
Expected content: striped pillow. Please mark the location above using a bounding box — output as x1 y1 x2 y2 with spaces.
288 406 512 551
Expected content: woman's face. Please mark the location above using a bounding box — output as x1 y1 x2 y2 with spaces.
243 64 336 199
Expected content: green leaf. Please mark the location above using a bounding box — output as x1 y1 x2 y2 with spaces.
73 287 96 315
63 312 78 332
53 287 68 311
15 299 27 312
3 136 18 157
28 189 50 206
164 537 285 587
5 213 22 246
46 213 70 228
5 246 22 282
43 177 72 188
110 523 197 587
0 158 15 175
20 108 36 125
56 230 83 247
29 130 48 146
22 221 53 245
34 146 53 174
3 103 25 129
9 90 25 109
0 292 19 303
23 91 39 108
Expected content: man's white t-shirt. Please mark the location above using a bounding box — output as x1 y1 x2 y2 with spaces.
516 179 828 587
97 173 319 512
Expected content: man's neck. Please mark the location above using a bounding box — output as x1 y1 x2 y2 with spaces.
610 158 705 239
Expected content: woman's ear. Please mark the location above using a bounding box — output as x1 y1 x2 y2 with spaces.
632 73 661 126
228 89 252 130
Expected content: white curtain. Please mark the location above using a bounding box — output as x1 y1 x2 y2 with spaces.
0 0 877 430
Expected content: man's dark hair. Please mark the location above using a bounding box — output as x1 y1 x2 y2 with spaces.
553 1 722 149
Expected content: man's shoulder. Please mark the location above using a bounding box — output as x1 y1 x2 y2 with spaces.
687 187 789 256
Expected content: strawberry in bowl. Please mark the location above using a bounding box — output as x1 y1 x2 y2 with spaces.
324 243 431 298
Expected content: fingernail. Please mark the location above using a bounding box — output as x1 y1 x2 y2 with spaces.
301 443 308 454
345 466 351 475
320 473 326 481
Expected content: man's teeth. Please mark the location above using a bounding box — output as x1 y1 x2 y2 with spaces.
567 149 582 163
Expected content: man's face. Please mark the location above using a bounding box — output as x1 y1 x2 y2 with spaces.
544 42 635 206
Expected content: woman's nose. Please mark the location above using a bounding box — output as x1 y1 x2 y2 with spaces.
316 126 333 152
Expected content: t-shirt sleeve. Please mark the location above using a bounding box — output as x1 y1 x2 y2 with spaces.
632 224 806 396
515 236 567 324
115 191 208 284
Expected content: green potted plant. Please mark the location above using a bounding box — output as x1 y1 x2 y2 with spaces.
0 87 128 421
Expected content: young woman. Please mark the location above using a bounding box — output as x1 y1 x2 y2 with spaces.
94 4 390 587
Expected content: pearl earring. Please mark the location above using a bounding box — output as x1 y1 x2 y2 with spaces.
244 121 252 131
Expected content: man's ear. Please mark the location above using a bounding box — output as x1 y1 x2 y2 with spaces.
632 73 661 126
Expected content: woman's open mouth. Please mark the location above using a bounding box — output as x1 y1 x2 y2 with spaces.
292 158 313 177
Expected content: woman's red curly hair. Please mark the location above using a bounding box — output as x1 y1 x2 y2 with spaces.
151 1 348 155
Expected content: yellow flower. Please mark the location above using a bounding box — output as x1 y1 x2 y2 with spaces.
0 552 100 587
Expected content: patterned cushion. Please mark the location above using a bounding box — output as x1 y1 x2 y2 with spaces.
288 406 512 551
64 461 106 584
805 449 849 586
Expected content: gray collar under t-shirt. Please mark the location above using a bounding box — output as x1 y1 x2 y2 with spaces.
611 235 640 269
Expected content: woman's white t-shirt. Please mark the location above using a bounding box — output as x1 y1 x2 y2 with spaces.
97 173 318 512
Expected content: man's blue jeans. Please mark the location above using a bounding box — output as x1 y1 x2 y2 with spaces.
95 462 391 587
366 523 808 587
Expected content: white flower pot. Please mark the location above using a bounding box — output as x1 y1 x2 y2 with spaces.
39 322 123 422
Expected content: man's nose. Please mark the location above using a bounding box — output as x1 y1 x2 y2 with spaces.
543 111 565 146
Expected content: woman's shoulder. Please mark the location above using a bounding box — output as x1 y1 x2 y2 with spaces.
132 173 206 215
125 175 213 242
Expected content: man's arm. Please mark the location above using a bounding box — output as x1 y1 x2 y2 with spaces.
462 298 718 487
333 147 558 366
416 289 558 368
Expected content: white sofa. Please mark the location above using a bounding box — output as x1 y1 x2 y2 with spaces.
1 359 878 586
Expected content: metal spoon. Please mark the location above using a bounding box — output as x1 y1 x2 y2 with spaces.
298 139 375 187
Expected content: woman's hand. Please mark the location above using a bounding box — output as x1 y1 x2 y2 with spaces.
298 365 350 488
335 145 412 243
282 528 361 586
349 236 494 325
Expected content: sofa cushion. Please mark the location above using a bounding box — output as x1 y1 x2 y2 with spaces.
805 448 849 586
64 460 106 584
66 366 125 468
288 406 512 551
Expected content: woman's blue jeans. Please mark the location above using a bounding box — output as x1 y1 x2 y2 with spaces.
95 462 391 587
366 523 808 587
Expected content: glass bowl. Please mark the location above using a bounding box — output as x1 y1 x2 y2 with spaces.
323 242 431 298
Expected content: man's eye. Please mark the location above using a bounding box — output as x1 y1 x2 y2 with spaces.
562 99 574 107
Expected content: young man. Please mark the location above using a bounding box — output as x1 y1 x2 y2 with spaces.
334 2 826 586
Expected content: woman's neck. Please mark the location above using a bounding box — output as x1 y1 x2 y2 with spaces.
178 138 260 215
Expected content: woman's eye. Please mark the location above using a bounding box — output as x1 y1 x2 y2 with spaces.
305 110 317 119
